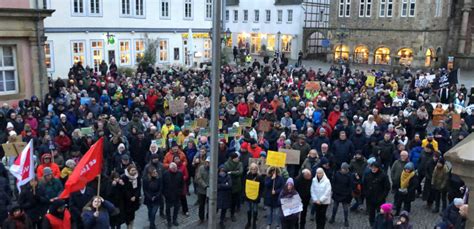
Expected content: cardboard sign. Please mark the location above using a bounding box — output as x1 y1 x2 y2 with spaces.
234 87 244 94
169 98 186 114
2 143 17 157
196 118 209 128
11 136 23 143
258 120 272 132
281 194 303 216
13 142 27 153
80 127 94 136
239 117 253 127
245 180 260 200
279 148 301 165
249 158 268 174
266 151 286 168
366 75 376 88
305 81 320 91
452 113 461 130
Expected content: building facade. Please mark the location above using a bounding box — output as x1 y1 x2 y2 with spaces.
448 0 474 69
44 0 215 78
225 0 304 60
0 0 53 102
303 0 452 69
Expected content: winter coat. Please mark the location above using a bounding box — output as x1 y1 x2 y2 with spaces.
81 200 116 229
311 174 332 205
194 165 210 195
373 214 394 229
264 176 285 207
331 139 355 165
391 160 409 189
39 178 63 200
69 187 95 222
417 150 434 177
223 159 243 193
300 157 320 174
2 214 34 229
18 184 48 223
0 191 10 223
363 170 390 204
279 189 301 222
378 140 396 163
409 146 422 169
244 173 264 203
217 174 232 209
163 150 188 169
294 175 312 204
36 155 61 179
121 174 142 216
162 170 184 203
331 171 353 203
349 157 367 177
142 176 162 205
432 165 449 191
106 181 126 226
442 203 461 227
393 172 419 202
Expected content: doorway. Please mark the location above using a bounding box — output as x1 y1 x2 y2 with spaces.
108 50 115 64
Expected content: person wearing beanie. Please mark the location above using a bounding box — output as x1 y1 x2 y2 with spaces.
363 160 390 226
349 150 367 211
39 166 63 201
394 162 418 216
60 159 76 182
36 153 61 179
163 141 187 170
223 151 243 222
217 165 232 228
42 199 71 229
373 203 394 229
442 198 464 228
311 127 330 154
279 177 301 229
2 204 33 228
395 211 413 229
328 162 353 227
431 157 449 213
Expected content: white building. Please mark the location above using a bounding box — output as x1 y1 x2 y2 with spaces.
225 0 305 60
44 0 214 78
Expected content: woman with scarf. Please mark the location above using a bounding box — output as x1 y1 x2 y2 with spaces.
279 178 301 229
2 205 33 228
394 162 418 216
121 164 141 229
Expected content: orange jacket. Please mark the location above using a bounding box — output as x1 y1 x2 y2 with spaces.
163 150 188 169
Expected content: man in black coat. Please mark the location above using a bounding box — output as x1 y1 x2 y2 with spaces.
69 186 94 229
162 162 184 227
329 162 353 227
331 131 355 168
377 133 396 174
294 169 313 229
363 162 390 227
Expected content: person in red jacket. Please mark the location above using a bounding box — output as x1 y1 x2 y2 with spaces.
328 105 342 129
240 139 262 158
237 98 250 117
42 199 71 229
54 130 72 154
163 142 188 169
36 153 61 179
146 89 159 113
174 155 190 216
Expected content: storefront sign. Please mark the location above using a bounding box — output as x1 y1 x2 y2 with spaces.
182 33 210 39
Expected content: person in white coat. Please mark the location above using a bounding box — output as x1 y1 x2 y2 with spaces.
311 168 332 229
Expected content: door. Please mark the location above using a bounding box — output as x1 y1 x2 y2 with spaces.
108 50 115 64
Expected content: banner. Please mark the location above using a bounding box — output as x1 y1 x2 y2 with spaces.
245 180 260 200
266 151 286 168
305 81 320 91
9 140 35 191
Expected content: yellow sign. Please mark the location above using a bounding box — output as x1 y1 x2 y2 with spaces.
266 151 286 168
365 75 376 88
245 180 260 200
181 33 210 39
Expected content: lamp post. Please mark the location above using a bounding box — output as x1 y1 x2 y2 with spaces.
335 28 348 64
277 31 281 62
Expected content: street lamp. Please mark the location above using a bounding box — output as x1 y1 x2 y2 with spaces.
277 31 281 60
209 27 232 43
335 28 349 63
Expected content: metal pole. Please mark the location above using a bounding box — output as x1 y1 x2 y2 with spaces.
208 0 222 228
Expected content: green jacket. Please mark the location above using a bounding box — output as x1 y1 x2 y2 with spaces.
194 165 210 195
223 159 243 193
39 178 63 200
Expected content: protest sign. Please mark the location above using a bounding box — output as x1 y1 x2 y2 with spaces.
258 120 272 132
245 180 260 201
199 128 210 136
183 120 193 130
249 158 268 174
169 98 186 114
219 120 223 129
239 117 253 127
279 148 301 165
365 75 376 87
152 138 166 148
80 127 94 136
305 81 320 91
452 114 461 130
280 195 303 216
80 97 91 105
218 133 228 142
2 144 17 157
234 87 244 94
197 118 209 128
266 151 286 168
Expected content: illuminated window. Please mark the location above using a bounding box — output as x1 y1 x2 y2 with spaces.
267 35 275 51
334 44 349 61
425 48 434 67
0 46 18 94
204 39 211 59
281 35 292 52
119 40 131 65
71 41 85 65
250 34 261 54
91 40 103 71
44 42 54 71
159 40 168 62
398 48 413 66
135 40 145 64
354 45 369 64
374 47 391 65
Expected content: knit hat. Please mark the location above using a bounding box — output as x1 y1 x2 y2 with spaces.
286 177 294 185
121 154 130 160
230 152 239 159
260 151 267 158
43 167 53 177
341 162 350 170
367 157 376 166
454 198 464 206
65 159 76 168
404 162 414 171
171 141 179 148
380 203 393 214
371 161 381 169
284 139 292 145
319 127 326 133
437 157 446 165
320 157 329 165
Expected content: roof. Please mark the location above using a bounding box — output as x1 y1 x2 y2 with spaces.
274 0 304 5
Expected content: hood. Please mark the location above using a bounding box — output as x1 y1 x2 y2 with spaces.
41 153 52 164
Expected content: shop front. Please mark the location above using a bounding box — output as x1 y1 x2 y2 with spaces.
235 32 294 56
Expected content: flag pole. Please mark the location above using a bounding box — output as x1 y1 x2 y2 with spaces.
97 174 101 197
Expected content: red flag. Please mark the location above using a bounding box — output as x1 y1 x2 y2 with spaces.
59 137 104 199
9 140 35 192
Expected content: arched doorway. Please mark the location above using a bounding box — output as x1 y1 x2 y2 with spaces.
334 44 349 61
354 45 369 64
425 48 434 67
374 47 391 65
306 32 326 56
397 48 414 66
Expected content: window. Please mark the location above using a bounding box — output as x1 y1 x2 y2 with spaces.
380 0 392 17
340 0 350 17
159 40 168 62
359 0 365 17
340 0 345 17
287 9 293 22
135 40 145 64
277 10 283 23
90 0 100 15
374 47 390 65
398 48 413 65
401 0 408 16
267 35 275 51
135 0 144 17
204 39 211 59
435 0 442 17
409 0 415 16
243 10 248 22
281 35 292 52
366 0 372 16
205 0 212 19
387 0 393 16
44 42 54 71
0 46 18 94
266 10 271 22
184 0 192 19
160 0 170 19
380 0 386 16
334 45 350 61
234 10 238 21
225 10 229 21
71 41 85 65
119 40 131 65
354 45 369 64
90 40 103 72
345 0 351 17
254 10 259 22
72 0 85 15
121 0 131 16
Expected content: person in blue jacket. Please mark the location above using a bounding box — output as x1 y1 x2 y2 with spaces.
264 166 285 228
81 196 117 229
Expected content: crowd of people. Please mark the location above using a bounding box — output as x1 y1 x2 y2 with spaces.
0 56 472 229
